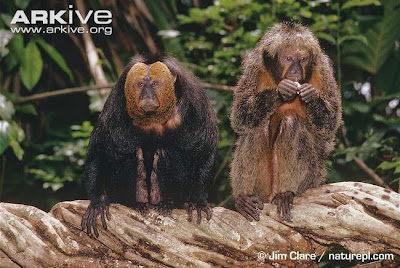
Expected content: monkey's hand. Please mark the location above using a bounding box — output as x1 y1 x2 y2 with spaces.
277 79 299 101
81 193 111 238
234 194 264 222
185 201 213 224
155 200 174 216
299 83 319 103
272 191 295 221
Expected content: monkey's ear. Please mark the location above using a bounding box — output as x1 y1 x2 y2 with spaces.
172 74 177 84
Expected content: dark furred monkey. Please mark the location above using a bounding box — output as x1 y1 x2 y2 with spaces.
81 54 218 237
230 22 342 221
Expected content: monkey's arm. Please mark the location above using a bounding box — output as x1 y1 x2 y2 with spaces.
182 101 217 223
302 78 341 138
81 127 110 237
306 95 340 134
231 89 280 135
186 151 214 224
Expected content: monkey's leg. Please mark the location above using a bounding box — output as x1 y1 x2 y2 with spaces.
185 153 214 224
267 122 281 203
269 116 297 221
136 148 148 210
150 149 163 205
234 194 264 221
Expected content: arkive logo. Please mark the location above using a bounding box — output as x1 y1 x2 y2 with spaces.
11 5 112 25
10 5 113 35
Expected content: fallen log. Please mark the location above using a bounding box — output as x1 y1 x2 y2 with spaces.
0 182 399 267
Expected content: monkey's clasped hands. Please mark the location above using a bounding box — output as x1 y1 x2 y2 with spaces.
277 79 319 103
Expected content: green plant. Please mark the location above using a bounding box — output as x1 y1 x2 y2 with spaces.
0 93 24 160
28 121 92 191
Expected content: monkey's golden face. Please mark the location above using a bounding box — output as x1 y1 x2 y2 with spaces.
124 61 177 128
278 47 311 83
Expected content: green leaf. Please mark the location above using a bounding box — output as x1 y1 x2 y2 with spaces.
345 150 357 162
342 0 381 10
346 102 371 114
0 120 10 155
14 0 30 9
315 32 336 45
9 122 25 143
336 147 359 162
36 39 74 81
378 160 400 174
299 10 312 19
15 103 38 116
8 34 24 63
9 138 23 160
7 122 24 159
338 35 368 45
20 41 43 90
3 33 24 72
378 160 400 170
395 166 400 174
0 13 13 28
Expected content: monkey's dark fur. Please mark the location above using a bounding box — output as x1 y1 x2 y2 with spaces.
82 54 218 237
230 22 342 221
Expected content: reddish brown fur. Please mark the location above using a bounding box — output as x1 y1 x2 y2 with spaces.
257 70 277 91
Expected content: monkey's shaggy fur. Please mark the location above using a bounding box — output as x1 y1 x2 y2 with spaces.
230 22 342 204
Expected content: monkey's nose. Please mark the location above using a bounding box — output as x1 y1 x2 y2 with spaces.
139 99 159 112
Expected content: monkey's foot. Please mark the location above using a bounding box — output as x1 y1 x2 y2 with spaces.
81 194 111 238
135 202 149 215
234 194 264 222
184 202 213 224
272 191 295 221
155 201 174 216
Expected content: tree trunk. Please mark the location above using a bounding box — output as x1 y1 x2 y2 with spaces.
0 182 399 267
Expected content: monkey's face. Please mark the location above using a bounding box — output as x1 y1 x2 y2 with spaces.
124 61 177 127
278 47 311 83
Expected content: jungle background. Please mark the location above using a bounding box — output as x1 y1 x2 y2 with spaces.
0 0 399 217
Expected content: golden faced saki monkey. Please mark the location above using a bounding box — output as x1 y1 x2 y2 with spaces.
82 54 218 237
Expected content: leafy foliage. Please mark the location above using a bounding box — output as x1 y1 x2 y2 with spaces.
0 94 24 160
28 121 92 191
342 0 400 74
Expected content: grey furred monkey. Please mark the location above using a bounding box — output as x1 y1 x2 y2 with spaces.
230 22 342 221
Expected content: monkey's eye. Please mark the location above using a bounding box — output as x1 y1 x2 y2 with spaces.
285 56 292 62
301 57 308 62
151 81 159 87
137 82 144 88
